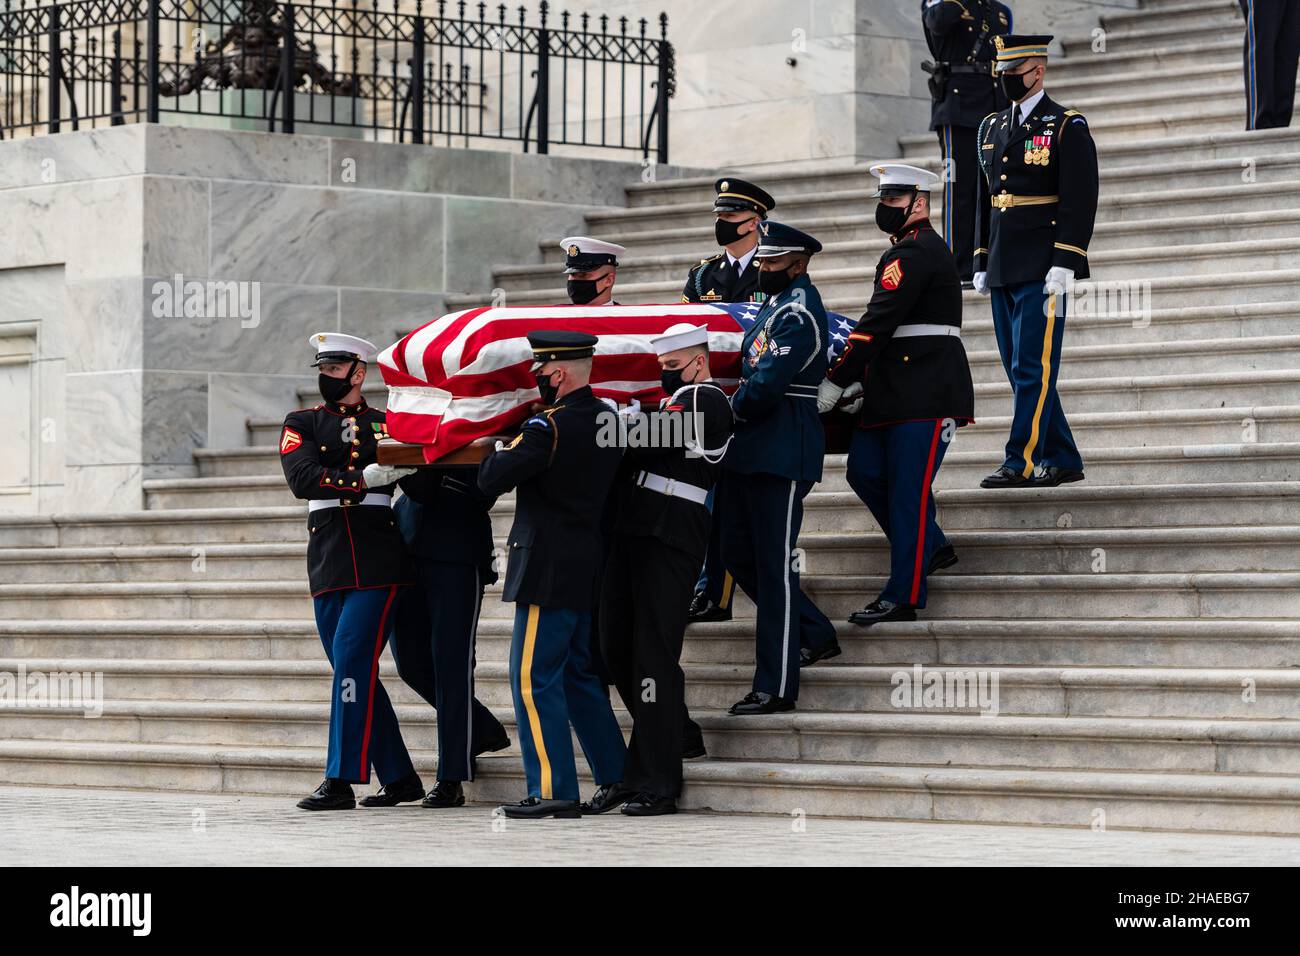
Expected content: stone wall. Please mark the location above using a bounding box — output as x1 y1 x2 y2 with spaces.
0 123 700 514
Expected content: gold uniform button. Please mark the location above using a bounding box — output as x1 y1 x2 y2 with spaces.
347 465 355 471
903 355 910 363
319 445 327 451
1000 174 1007 181
324 477 331 484
352 439 360 446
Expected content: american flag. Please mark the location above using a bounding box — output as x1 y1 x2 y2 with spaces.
377 301 852 463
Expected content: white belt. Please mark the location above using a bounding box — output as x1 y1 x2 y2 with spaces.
308 493 392 512
894 324 961 338
635 471 710 506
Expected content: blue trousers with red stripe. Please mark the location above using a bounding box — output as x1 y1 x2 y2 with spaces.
845 420 952 609
509 604 626 802
991 282 1083 478
313 585 415 785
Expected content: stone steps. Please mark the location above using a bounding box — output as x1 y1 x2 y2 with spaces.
141 441 1300 513
1062 11 1243 55
0 569 1290 621
6 698 1300 780
2 737 1297 832
3 521 1298 585
5 616 1296 669
8 655 1300 720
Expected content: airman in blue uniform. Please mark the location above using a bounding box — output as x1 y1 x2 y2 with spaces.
719 222 839 715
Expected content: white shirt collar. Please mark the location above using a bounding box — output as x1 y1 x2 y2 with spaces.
727 246 757 273
1013 89 1046 124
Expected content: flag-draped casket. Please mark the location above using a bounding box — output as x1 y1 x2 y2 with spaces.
377 302 855 464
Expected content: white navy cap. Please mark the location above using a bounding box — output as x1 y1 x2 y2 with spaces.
308 332 379 367
650 323 709 356
561 236 626 274
869 163 942 198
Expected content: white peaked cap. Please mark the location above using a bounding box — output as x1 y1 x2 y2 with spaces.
308 332 379 365
651 322 710 356
869 162 943 194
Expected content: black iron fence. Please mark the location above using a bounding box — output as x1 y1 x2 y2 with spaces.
0 0 674 160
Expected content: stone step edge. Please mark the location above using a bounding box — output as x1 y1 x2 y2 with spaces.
3 740 1300 806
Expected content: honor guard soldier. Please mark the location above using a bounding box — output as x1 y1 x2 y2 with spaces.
974 34 1097 488
562 236 625 305
280 333 424 811
921 0 1012 283
599 323 735 815
685 178 776 628
370 462 512 809
719 222 839 716
818 164 975 625
1240 1 1300 130
478 330 628 819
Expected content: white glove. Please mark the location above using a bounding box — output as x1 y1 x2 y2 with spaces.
841 381 865 415
972 272 990 296
817 378 846 414
619 398 642 419
362 462 416 488
1044 267 1074 298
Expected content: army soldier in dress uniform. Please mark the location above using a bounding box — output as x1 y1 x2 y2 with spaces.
974 34 1098 488
562 236 625 305
364 462 512 809
719 223 839 716
1239 1 1300 130
818 164 975 625
599 323 735 815
280 333 424 811
478 331 628 819
684 178 776 628
921 0 1012 283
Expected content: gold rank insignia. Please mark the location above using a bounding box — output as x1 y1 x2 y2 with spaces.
568 244 579 256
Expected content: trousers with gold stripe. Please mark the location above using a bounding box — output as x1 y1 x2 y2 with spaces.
508 604 627 801
990 282 1083 478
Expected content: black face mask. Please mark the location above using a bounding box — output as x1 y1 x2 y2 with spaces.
318 361 358 403
714 218 749 246
1000 69 1033 104
567 278 601 305
876 192 919 237
660 359 699 396
758 266 796 297
535 370 560 406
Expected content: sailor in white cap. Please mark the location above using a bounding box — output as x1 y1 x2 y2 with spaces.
597 322 734 815
280 331 425 810
816 163 974 627
560 236 626 306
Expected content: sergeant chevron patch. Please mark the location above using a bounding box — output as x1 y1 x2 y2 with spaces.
881 260 904 291
280 428 302 454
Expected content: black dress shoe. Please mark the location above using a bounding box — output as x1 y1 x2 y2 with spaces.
622 793 678 816
500 796 582 819
687 590 732 623
728 691 796 715
580 782 635 815
421 780 466 808
1028 466 1085 487
296 778 356 811
927 543 959 574
359 771 424 807
847 599 917 627
799 641 842 667
682 739 707 759
473 730 511 757
980 465 1031 489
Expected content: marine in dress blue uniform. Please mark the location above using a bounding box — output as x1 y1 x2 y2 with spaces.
478 331 628 819
973 35 1098 488
719 222 839 716
1239 1 1300 130
280 333 422 811
921 0 1012 282
684 178 777 626
818 165 976 626
378 464 512 808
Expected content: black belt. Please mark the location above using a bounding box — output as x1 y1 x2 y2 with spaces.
950 63 994 74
